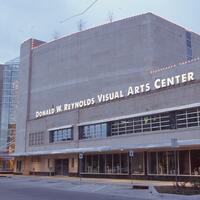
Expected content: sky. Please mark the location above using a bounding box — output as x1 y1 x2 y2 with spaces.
0 0 200 63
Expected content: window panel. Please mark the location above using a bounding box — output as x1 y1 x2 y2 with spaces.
29 132 44 146
49 127 73 143
148 152 157 174
80 123 108 139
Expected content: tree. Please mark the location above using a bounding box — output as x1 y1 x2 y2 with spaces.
52 30 61 40
108 11 114 23
77 19 85 31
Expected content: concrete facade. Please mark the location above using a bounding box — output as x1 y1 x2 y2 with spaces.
15 13 200 180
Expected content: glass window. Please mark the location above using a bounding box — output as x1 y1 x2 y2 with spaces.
82 153 128 175
62 129 67 140
134 117 142 133
151 115 160 131
106 154 112 173
142 116 151 132
187 108 198 127
126 120 134 134
49 127 73 143
29 132 44 146
99 154 105 173
121 153 128 174
167 151 176 175
187 39 191 48
148 152 157 174
119 120 126 135
113 154 120 173
176 110 187 128
191 150 200 175
158 152 167 174
90 125 95 138
80 123 108 139
101 123 107 137
96 124 101 134
186 31 191 40
187 47 192 57
92 155 99 173
132 152 144 174
160 114 170 130
85 155 92 173
179 151 190 175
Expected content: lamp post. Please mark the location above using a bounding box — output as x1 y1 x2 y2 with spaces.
129 150 134 185
171 138 179 187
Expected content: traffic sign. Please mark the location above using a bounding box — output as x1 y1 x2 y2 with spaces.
79 153 83 159
129 150 134 157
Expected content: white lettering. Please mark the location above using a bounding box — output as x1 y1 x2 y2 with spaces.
56 105 62 113
127 86 134 96
181 73 187 83
145 83 151 92
134 86 140 94
154 79 161 89
166 77 175 86
188 72 194 81
174 75 181 84
35 72 195 118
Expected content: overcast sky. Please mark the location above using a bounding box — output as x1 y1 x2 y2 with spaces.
0 0 199 63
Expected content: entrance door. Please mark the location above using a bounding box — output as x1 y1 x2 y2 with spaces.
55 159 69 175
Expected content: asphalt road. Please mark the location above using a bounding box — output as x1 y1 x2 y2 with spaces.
0 177 147 200
0 183 142 200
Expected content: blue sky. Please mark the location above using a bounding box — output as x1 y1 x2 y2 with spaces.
0 0 199 63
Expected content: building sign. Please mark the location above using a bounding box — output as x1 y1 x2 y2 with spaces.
35 72 195 118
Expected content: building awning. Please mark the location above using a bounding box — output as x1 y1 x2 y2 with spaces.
12 139 200 157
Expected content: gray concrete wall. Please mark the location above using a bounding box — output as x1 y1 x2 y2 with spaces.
25 60 200 152
16 13 200 154
191 32 200 58
15 39 32 153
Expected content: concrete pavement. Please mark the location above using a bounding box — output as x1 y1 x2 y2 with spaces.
0 175 199 200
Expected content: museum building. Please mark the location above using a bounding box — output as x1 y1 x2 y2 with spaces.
14 13 200 180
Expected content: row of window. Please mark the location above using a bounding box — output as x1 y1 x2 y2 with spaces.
110 113 172 136
81 153 129 174
80 107 200 139
81 150 200 176
148 150 200 175
29 106 200 145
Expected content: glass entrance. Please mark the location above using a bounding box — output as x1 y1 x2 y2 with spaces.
55 159 68 175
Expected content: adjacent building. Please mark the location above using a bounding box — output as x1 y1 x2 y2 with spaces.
0 57 19 172
14 13 200 180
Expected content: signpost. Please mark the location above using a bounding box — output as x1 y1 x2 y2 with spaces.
129 150 134 185
171 138 179 187
79 153 83 183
